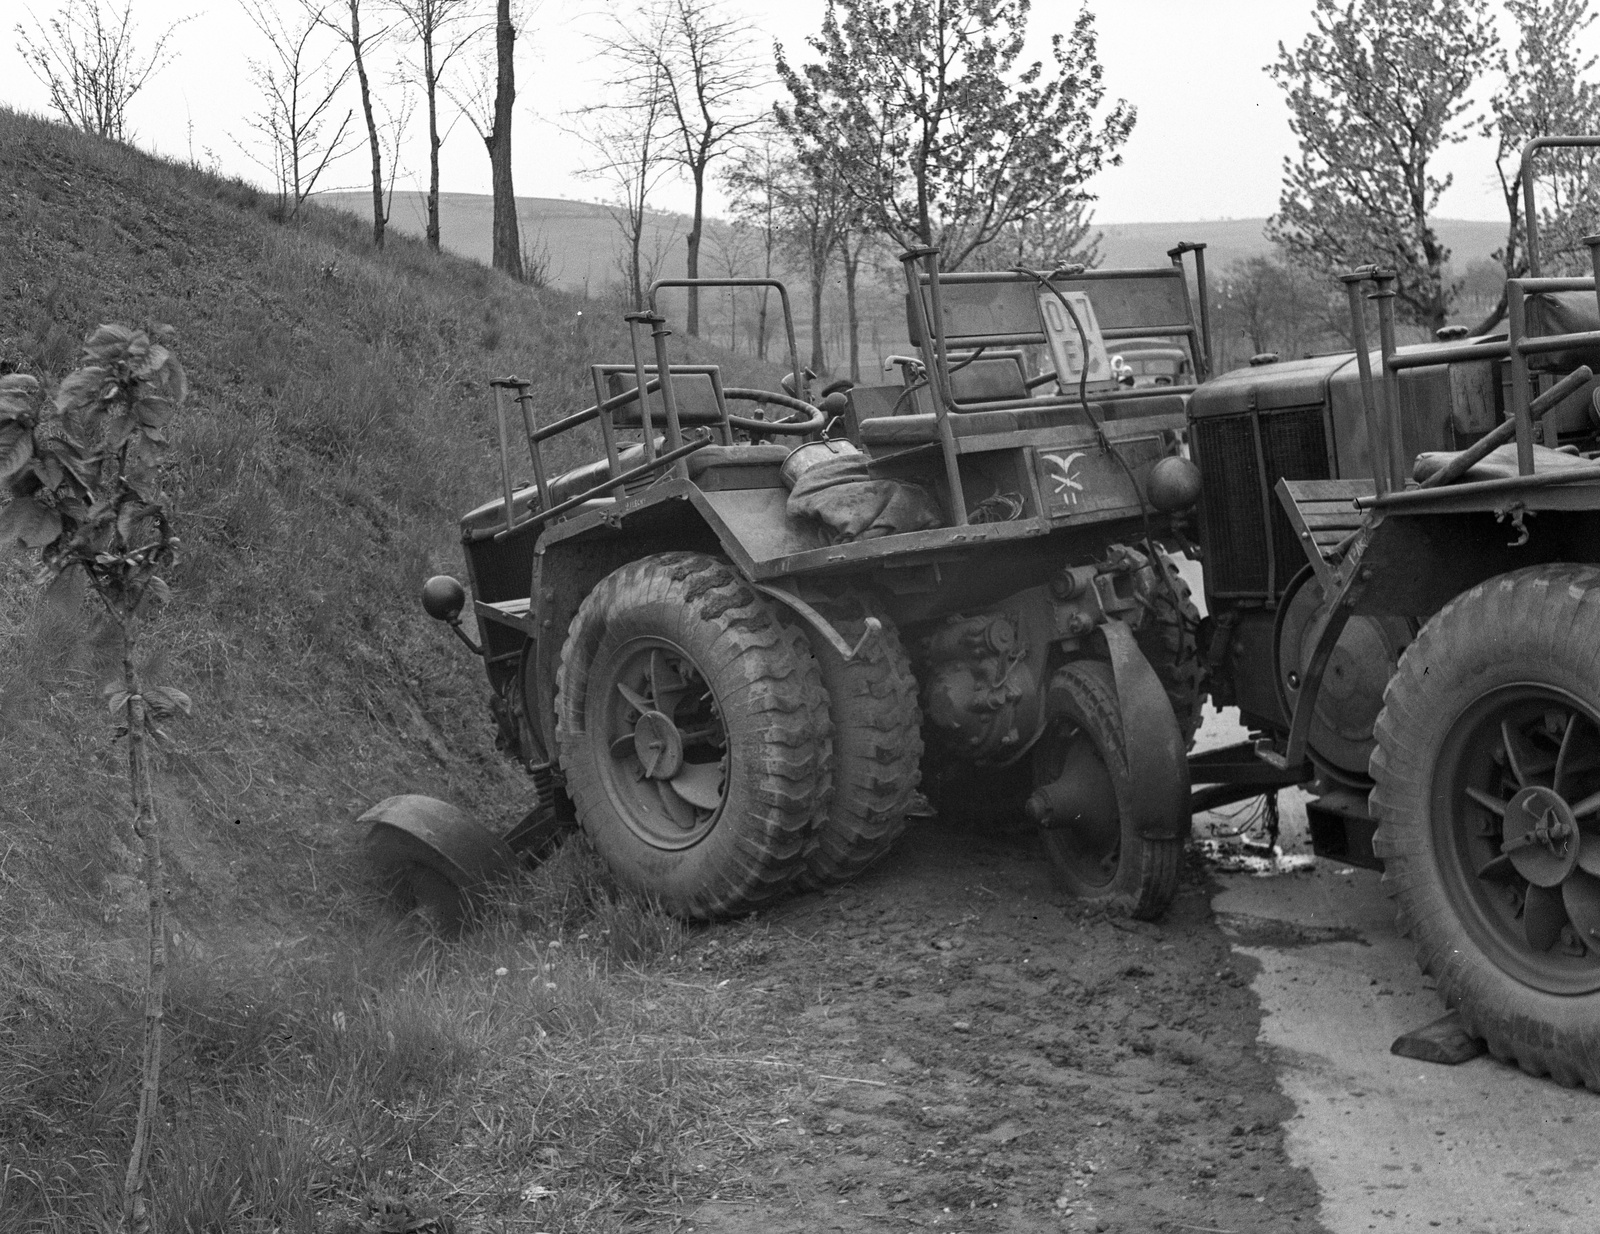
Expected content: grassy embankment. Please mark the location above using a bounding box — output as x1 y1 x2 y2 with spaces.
0 109 801 1231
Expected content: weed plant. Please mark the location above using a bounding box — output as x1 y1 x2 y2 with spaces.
0 108 796 1231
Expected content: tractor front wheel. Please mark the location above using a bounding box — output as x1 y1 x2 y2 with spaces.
555 552 832 919
1371 565 1600 1087
1032 661 1181 919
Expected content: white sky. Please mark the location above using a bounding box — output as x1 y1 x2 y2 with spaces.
0 0 1577 224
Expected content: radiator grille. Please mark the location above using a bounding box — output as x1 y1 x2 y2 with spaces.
1193 406 1330 599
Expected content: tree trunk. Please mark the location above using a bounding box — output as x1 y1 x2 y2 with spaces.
425 36 442 252
686 164 706 336
755 289 769 362
351 2 385 249
117 634 165 1234
809 240 827 376
488 0 522 278
843 239 861 384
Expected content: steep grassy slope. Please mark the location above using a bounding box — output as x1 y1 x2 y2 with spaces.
0 109 805 1231
1 107 782 944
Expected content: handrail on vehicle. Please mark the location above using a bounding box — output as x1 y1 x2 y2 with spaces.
482 278 822 536
1343 234 1600 490
895 243 1213 527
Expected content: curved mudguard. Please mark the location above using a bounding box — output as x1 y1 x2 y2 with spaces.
361 794 517 893
1100 621 1192 841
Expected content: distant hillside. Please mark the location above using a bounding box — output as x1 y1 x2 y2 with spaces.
319 191 1511 290
1092 217 1506 273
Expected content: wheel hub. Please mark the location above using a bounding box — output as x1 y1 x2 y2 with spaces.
1502 786 1580 887
632 710 684 779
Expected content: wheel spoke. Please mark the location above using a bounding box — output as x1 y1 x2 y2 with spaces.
670 760 725 811
1523 883 1570 952
1500 719 1555 787
1476 852 1519 884
616 680 652 716
1464 786 1507 817
654 779 699 829
649 650 688 718
1580 827 1600 877
1555 712 1581 795
1571 787 1600 819
1562 869 1600 951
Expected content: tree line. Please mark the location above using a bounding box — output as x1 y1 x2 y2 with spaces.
16 0 1600 376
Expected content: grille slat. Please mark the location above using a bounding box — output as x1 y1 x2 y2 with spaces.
1193 406 1329 600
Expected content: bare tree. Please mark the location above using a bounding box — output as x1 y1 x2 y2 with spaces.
394 0 481 251
724 130 788 361
241 0 359 221
15 0 186 142
595 0 765 336
707 220 758 349
317 0 391 247
450 0 523 277
576 46 676 308
773 154 848 375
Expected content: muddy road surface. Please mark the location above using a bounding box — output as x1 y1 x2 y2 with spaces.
679 809 1323 1234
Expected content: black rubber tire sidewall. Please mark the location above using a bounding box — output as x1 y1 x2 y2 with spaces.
1370 564 1600 1087
555 552 832 920
1039 660 1181 920
798 597 924 889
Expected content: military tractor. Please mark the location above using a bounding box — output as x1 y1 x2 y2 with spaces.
368 246 1214 927
1183 135 1600 1088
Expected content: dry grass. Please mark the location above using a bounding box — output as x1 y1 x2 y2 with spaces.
0 108 797 1232
1 841 807 1232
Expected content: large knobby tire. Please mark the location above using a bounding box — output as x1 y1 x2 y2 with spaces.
1035 660 1181 919
1136 555 1204 750
555 552 832 919
1371 565 1600 1087
798 597 924 889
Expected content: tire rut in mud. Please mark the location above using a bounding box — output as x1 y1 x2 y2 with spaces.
677 817 1325 1233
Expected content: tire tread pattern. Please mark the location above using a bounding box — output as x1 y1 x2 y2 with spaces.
1370 564 1600 1089
555 552 831 919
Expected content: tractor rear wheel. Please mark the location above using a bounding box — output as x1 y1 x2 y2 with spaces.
1371 565 1600 1087
1033 660 1181 919
798 596 923 889
555 552 832 919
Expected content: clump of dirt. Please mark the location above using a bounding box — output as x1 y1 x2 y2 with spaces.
681 818 1325 1233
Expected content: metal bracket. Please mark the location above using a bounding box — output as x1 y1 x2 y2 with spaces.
752 583 877 661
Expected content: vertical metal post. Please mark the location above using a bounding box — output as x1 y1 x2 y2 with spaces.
490 379 518 536
589 366 625 496
647 314 689 478
1192 245 1212 381
898 246 968 525
1341 271 1389 497
1585 234 1600 322
510 380 551 511
623 312 657 465
1371 273 1408 492
1507 281 1535 476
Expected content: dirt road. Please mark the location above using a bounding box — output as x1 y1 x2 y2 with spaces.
665 706 1598 1232
678 807 1323 1234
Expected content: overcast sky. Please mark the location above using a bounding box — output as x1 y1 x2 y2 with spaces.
1 0 1577 225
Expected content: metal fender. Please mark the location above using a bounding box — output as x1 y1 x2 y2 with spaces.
1100 621 1192 841
360 795 516 932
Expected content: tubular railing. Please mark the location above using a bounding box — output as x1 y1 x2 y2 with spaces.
1343 233 1600 493
483 279 812 539
896 245 1213 527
